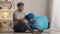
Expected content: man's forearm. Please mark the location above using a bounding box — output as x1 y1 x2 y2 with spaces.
15 17 26 22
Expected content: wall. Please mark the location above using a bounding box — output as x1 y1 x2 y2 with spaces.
47 0 53 22
14 0 48 16
50 0 60 31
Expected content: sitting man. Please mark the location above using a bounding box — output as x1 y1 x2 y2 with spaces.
13 2 28 32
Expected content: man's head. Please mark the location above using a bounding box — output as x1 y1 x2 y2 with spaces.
17 2 24 12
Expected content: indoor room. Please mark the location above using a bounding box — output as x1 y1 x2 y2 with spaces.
0 0 60 34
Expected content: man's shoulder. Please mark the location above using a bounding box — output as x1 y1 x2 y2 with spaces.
13 10 18 13
14 10 18 12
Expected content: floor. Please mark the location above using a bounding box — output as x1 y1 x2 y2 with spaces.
0 32 60 34
0 29 60 34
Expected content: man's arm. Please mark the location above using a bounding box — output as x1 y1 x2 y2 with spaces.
13 13 21 21
13 13 26 22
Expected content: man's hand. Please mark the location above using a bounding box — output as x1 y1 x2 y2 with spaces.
15 17 26 22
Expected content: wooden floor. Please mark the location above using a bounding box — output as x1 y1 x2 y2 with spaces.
0 32 60 34
0 29 60 34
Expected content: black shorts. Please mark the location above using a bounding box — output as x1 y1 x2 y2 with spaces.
13 21 27 32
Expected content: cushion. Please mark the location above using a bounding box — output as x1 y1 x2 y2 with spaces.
31 16 48 30
25 13 35 19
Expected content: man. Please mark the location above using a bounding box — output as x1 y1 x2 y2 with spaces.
13 2 28 32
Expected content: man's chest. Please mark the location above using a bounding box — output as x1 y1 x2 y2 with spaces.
15 12 25 18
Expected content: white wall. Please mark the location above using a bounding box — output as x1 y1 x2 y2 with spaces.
50 0 60 31
47 0 53 22
14 0 48 16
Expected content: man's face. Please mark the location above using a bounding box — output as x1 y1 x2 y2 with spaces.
18 6 24 11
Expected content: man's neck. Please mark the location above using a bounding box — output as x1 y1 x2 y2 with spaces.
17 9 22 12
